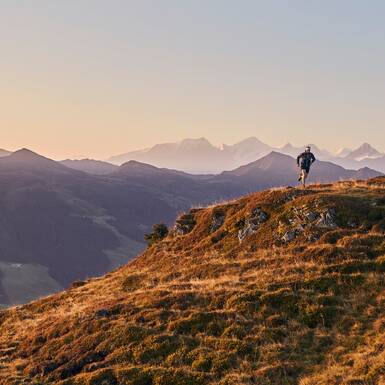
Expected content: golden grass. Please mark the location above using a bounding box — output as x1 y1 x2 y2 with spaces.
0 177 384 385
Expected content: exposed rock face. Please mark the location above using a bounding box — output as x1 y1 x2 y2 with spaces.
95 309 110 318
282 206 338 243
289 206 338 228
210 210 226 233
238 208 269 242
304 211 318 222
315 209 337 228
173 213 196 236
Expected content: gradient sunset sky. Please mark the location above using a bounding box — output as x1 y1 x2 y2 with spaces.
2 0 385 159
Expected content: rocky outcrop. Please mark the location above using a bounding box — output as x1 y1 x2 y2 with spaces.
315 209 337 228
238 208 269 242
282 206 338 243
210 210 226 233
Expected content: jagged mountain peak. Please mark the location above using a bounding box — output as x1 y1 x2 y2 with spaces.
346 143 382 160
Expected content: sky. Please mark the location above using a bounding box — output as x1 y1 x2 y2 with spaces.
1 0 385 160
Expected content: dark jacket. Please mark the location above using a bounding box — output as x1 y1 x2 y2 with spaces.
297 152 316 169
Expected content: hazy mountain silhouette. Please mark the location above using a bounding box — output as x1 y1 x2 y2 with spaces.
332 144 385 172
108 138 385 174
343 143 382 161
221 136 272 167
0 148 71 173
0 149 11 158
108 137 274 173
279 143 333 160
108 137 233 174
61 159 118 175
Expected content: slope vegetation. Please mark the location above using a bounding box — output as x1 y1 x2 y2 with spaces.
0 178 385 385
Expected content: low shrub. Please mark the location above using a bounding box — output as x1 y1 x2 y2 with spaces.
144 223 169 247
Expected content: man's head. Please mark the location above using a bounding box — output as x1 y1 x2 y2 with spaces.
305 146 311 153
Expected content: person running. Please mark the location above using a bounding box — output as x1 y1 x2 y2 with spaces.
297 146 316 187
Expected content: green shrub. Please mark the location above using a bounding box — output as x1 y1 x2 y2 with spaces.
144 223 169 246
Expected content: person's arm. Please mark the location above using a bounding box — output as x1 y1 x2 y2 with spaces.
311 153 316 163
297 154 301 166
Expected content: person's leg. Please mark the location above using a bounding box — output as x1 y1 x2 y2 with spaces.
298 167 305 182
299 169 305 186
302 169 309 187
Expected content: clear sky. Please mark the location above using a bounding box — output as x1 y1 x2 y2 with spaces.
1 0 385 159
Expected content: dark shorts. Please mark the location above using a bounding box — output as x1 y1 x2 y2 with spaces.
301 167 310 173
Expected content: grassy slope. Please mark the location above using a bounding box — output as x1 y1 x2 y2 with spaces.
0 178 385 385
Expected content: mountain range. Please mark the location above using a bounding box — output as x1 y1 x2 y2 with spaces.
107 138 385 174
0 148 381 305
1 176 384 384
3 139 385 175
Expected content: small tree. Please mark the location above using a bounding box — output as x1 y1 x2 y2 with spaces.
144 223 169 247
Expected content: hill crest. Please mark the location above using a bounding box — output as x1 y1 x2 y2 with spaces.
0 177 385 384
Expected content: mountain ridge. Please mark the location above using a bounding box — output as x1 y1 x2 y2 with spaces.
60 159 118 175
106 138 385 174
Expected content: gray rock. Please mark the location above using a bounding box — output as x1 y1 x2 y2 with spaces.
252 208 269 223
282 230 298 242
238 222 257 242
210 212 225 233
238 208 268 242
304 211 319 222
95 309 110 318
316 209 337 228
